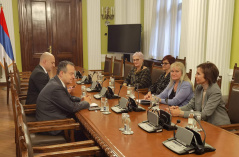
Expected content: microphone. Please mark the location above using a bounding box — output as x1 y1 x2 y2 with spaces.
137 84 140 106
101 78 107 86
117 84 123 104
118 84 123 96
193 115 206 154
173 119 181 139
148 103 157 111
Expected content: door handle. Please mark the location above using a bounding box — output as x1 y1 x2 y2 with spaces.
48 45 52 53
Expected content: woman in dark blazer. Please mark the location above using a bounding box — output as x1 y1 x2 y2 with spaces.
123 52 151 89
168 62 230 126
144 55 175 99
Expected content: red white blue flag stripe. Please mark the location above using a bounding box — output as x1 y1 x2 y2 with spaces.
0 7 14 68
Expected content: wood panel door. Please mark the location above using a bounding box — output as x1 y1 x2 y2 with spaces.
18 0 83 71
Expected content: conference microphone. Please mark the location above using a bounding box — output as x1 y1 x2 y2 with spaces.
173 119 181 139
101 78 107 86
193 115 206 154
148 103 157 111
137 84 140 106
162 98 176 131
117 84 123 104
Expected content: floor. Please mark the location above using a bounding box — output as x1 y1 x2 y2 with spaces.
0 86 16 157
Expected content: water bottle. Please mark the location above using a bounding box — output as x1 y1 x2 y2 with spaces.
110 77 115 92
124 115 131 134
188 110 195 129
126 85 131 97
104 98 109 113
109 77 112 87
81 85 86 98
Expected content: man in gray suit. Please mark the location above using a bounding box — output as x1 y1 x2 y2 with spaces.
36 61 91 135
26 52 55 104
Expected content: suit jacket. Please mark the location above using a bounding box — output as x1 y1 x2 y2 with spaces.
36 75 89 135
180 83 230 125
26 65 50 104
158 81 193 107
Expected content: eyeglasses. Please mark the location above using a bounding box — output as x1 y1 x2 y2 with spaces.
162 62 170 65
133 59 140 62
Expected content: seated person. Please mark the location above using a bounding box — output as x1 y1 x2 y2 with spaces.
26 52 55 104
36 61 91 135
166 62 231 126
150 62 194 106
123 52 152 89
144 55 175 100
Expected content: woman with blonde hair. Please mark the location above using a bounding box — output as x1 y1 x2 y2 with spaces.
155 62 193 106
123 52 151 89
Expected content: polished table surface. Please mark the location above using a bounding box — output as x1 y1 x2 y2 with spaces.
68 67 239 157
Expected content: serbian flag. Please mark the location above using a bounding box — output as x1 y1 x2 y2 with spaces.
0 7 14 68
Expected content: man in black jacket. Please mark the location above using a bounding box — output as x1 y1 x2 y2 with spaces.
36 61 91 135
26 52 55 104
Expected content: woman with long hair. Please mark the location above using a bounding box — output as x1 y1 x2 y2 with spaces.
154 62 194 106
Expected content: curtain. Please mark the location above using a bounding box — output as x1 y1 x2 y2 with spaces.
180 0 235 95
149 0 182 60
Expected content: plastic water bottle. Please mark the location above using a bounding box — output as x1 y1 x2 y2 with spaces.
126 85 131 97
110 77 115 92
109 77 112 87
104 98 109 113
124 115 131 134
188 110 195 129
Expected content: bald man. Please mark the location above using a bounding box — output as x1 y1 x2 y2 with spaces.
26 52 55 104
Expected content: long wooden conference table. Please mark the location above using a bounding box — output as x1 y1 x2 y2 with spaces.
65 67 239 157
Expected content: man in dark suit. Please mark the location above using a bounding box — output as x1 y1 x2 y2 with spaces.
26 52 55 104
36 61 91 135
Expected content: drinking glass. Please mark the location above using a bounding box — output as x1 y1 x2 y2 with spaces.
100 97 106 112
194 112 202 132
81 85 86 98
97 72 103 83
119 113 128 131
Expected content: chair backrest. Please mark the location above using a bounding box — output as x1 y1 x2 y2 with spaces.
16 97 34 157
217 76 222 89
232 63 239 83
176 56 186 68
227 84 239 124
104 55 113 73
151 63 164 84
17 113 34 157
112 57 123 76
186 69 192 80
13 66 22 94
124 59 134 78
